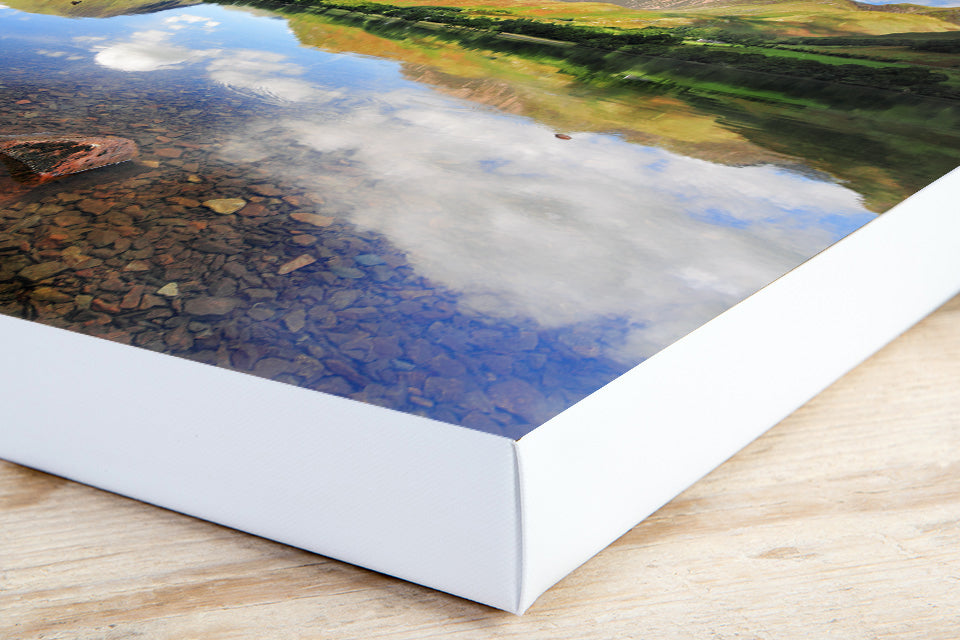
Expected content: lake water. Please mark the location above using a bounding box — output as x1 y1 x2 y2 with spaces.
0 2 880 437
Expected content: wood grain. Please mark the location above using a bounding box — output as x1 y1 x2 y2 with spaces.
2 295 960 639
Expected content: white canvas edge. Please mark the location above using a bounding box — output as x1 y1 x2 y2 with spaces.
514 168 960 613
4 167 959 616
0 313 522 612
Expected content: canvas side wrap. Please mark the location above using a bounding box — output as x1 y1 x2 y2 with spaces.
514 169 960 613
0 318 522 611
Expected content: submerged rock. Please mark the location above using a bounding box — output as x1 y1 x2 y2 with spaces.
185 296 241 316
202 198 246 214
19 261 67 282
0 134 137 183
290 212 334 228
156 282 180 297
278 254 316 275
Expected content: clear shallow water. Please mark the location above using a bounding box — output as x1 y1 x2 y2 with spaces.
0 3 875 437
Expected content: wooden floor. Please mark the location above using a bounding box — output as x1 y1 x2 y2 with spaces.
3 295 960 639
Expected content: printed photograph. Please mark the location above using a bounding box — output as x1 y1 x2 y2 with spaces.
1 0 958 438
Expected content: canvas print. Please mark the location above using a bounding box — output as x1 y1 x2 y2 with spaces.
1 0 957 439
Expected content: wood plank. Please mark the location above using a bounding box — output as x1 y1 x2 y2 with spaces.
2 295 959 639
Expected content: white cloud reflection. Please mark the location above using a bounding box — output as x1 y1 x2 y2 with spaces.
93 25 314 103
163 14 221 30
248 94 871 359
89 23 874 362
94 29 214 72
206 50 322 103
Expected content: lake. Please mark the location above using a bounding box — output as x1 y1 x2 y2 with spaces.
0 1 916 437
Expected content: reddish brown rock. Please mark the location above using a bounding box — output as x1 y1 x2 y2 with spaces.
184 296 240 316
99 276 127 292
139 294 166 309
81 313 112 327
30 287 72 303
238 203 270 217
168 196 200 208
76 198 112 216
53 213 86 227
154 147 182 158
19 261 66 282
61 245 99 269
0 135 137 182
36 230 72 249
282 195 312 207
291 212 334 228
278 254 316 275
91 298 121 314
250 184 282 197
291 234 317 246
164 324 194 350
98 330 134 345
120 285 145 309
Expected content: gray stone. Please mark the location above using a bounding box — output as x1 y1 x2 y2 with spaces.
283 309 307 332
157 282 180 297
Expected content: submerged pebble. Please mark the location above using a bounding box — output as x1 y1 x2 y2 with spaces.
203 198 247 214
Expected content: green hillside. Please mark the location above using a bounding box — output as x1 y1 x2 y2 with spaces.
623 0 960 32
218 0 960 210
638 0 960 36
2 0 200 18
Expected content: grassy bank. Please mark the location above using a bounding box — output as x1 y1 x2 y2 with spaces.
217 0 960 99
